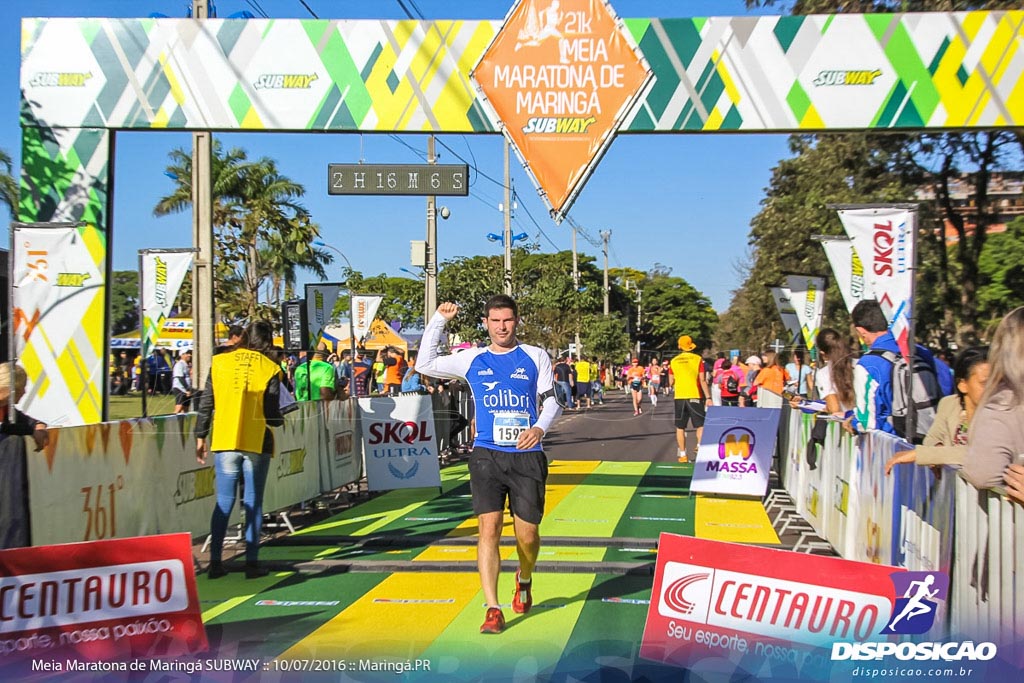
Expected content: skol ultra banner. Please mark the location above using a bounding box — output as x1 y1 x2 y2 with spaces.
785 274 827 352
140 250 193 358
12 223 105 426
769 286 803 347
358 394 442 492
838 207 916 357
0 533 207 666
350 294 384 343
690 407 780 497
304 283 343 349
821 238 872 314
472 0 651 219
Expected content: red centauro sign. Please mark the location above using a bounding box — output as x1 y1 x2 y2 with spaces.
0 533 207 665
641 534 901 678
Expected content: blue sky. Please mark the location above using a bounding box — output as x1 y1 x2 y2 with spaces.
2 0 794 312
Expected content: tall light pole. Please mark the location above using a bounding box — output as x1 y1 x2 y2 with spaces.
191 0 214 389
314 240 357 399
425 135 438 320
502 137 513 296
636 288 643 359
600 230 611 315
571 224 581 360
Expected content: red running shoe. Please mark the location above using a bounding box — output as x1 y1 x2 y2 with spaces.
512 569 533 614
480 607 505 634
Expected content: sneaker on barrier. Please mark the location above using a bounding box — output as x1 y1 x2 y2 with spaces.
480 607 505 634
512 569 532 614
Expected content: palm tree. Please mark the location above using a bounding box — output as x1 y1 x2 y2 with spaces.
260 219 333 304
154 146 320 321
0 149 19 219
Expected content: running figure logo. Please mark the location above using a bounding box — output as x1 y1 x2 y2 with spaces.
881 571 949 635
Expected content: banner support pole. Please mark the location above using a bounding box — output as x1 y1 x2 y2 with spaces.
906 207 920 442
138 250 148 418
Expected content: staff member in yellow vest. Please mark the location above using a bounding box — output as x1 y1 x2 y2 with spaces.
195 321 284 579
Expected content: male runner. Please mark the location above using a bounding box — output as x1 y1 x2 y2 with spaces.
417 296 562 635
670 335 711 462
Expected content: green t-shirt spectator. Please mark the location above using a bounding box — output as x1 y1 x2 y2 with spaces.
294 359 336 401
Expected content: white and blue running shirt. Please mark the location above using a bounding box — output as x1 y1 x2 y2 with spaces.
417 311 562 453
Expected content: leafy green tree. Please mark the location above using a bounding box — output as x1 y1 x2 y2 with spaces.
717 133 917 352
109 271 139 335
580 312 631 366
155 145 329 322
976 217 1024 333
338 272 425 329
0 149 17 219
638 272 719 355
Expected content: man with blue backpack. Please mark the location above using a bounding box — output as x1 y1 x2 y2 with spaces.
850 300 951 443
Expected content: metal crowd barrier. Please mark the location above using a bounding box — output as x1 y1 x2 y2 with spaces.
768 397 1022 660
951 477 1023 665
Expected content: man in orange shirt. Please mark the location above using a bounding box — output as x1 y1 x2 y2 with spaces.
381 346 408 396
670 335 711 462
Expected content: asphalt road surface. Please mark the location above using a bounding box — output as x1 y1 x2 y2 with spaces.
544 388 699 462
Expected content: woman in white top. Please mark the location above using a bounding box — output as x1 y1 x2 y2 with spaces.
814 328 856 415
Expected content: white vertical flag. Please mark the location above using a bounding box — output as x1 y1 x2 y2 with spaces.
13 223 105 426
837 207 915 356
304 283 343 347
769 287 804 347
351 294 384 341
141 250 194 358
820 238 872 314
784 274 827 351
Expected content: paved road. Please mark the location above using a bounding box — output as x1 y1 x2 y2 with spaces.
544 389 698 462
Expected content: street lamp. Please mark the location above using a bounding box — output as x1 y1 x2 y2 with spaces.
486 232 528 244
312 239 356 398
399 266 425 279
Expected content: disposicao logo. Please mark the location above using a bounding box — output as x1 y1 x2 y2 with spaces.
881 571 947 635
831 571 998 663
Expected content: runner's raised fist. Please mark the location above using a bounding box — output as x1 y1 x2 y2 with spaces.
437 302 459 321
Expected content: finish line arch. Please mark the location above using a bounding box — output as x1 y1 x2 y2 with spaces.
16 6 1024 425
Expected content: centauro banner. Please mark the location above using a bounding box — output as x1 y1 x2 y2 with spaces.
769 286 803 348
0 533 208 664
472 0 651 219
820 238 872 314
785 274 827 352
12 223 104 427
837 207 916 357
141 250 193 358
640 534 901 679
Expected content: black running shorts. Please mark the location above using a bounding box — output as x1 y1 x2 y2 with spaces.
674 398 706 429
172 389 191 409
468 446 549 525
